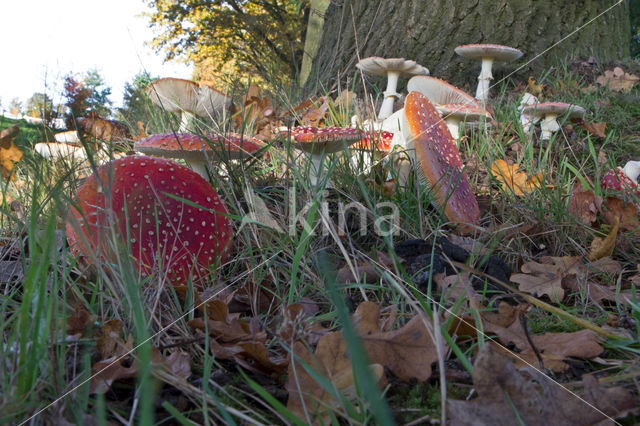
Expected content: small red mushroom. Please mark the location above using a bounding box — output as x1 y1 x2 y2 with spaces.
601 167 640 196
277 126 363 186
66 156 232 285
354 131 394 153
403 91 480 233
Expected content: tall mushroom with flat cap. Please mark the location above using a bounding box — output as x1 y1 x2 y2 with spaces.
135 132 265 178
356 57 429 120
454 44 523 103
66 156 232 286
146 78 232 131
402 91 480 233
521 102 586 141
278 126 363 187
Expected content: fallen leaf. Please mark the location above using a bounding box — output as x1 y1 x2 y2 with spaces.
0 125 23 179
66 307 91 339
336 251 394 283
162 351 192 380
491 159 544 196
601 196 639 231
90 356 137 394
286 302 439 422
447 344 637 425
96 320 129 359
588 217 619 261
510 256 581 302
567 182 601 226
596 67 640 93
579 121 606 138
527 77 545 97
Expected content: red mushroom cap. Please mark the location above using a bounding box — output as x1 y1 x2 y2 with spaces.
278 126 363 154
601 167 640 195
354 131 394 152
404 91 480 232
66 156 232 285
135 132 265 160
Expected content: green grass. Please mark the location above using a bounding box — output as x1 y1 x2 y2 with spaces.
0 56 639 424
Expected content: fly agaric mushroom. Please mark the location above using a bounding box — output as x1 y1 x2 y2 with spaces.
406 76 489 141
134 132 265 178
454 44 523 103
402 91 480 232
601 161 640 197
351 131 394 172
278 126 363 186
145 78 232 131
407 76 480 107
356 57 429 120
66 156 232 285
435 104 492 142
521 102 586 141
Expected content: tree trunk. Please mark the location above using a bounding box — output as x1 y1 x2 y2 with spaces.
305 0 631 94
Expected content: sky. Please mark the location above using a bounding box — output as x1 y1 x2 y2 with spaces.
0 0 193 109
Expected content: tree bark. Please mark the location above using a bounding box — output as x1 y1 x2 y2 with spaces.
305 0 631 94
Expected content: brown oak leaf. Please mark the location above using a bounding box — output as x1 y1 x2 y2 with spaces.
510 256 581 302
447 344 637 425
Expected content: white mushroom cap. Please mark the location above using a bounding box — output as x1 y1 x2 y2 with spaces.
54 131 81 145
35 143 87 161
356 57 429 77
407 76 480 106
454 44 523 62
145 77 231 118
521 102 586 118
436 103 491 120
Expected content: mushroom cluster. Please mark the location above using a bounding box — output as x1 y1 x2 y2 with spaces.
66 156 232 285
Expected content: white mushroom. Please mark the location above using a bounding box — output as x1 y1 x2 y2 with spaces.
145 77 232 131
455 44 523 103
622 160 640 183
521 102 586 140
518 92 540 135
54 130 81 145
356 57 429 120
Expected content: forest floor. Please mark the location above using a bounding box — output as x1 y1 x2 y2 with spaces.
1 55 640 425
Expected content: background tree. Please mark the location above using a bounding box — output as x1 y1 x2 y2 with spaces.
305 0 631 93
145 0 309 84
117 71 156 126
8 98 23 116
25 92 53 118
63 69 112 128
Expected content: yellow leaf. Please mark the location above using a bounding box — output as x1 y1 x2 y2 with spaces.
527 77 545 97
588 217 619 261
491 159 543 196
0 126 23 179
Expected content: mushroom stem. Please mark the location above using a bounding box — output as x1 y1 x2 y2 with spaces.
540 113 560 140
179 112 195 132
622 161 640 183
309 153 325 187
443 117 461 141
378 71 401 120
475 58 495 103
187 159 209 178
